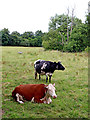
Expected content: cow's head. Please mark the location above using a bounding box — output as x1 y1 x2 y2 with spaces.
45 83 57 99
56 62 65 70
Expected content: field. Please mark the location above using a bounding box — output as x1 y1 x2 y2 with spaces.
2 46 88 119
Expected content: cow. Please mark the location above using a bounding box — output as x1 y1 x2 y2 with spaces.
34 59 65 82
12 83 57 104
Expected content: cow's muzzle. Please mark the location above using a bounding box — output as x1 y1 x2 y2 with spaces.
62 67 65 70
53 95 57 99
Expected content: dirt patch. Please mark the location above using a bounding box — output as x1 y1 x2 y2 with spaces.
2 61 7 64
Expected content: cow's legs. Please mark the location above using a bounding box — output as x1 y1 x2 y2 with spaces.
49 75 52 83
39 74 41 80
46 75 48 83
35 71 37 79
16 93 24 104
40 97 52 104
34 97 44 103
31 97 34 103
31 97 45 103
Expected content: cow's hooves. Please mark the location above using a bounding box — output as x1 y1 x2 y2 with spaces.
19 101 24 104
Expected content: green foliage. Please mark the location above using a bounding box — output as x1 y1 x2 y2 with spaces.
63 40 83 52
43 14 88 52
1 29 43 47
49 14 82 32
42 30 63 50
20 38 30 47
1 28 11 46
10 31 21 46
43 39 63 50
63 41 76 52
84 46 90 52
49 14 70 30
63 23 88 52
35 30 43 37
86 13 90 47
21 31 34 39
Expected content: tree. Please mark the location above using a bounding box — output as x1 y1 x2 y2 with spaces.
35 30 43 37
10 31 21 46
20 38 30 47
43 13 87 52
63 23 88 52
35 30 43 47
22 31 34 39
42 30 63 50
1 28 11 46
49 14 69 31
67 7 69 41
86 12 90 47
49 14 82 42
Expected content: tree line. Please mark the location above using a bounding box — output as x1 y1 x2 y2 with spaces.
1 13 89 52
1 29 44 47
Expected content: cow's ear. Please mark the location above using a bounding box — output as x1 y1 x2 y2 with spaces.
53 83 55 86
58 61 61 63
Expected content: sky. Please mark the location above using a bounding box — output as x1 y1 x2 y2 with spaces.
0 0 89 34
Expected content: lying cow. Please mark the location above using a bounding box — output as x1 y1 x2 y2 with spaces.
34 59 65 82
12 83 57 104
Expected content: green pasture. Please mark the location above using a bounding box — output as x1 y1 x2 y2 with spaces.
2 47 88 118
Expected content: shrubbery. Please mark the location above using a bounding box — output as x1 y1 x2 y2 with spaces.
43 39 63 50
84 46 90 52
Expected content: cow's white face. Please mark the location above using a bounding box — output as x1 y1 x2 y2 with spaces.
46 83 57 99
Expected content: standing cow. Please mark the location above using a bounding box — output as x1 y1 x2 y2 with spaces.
12 83 57 104
34 60 65 82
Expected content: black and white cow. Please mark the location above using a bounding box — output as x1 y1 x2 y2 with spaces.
34 60 65 82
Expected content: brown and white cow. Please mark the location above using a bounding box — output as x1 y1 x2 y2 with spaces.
12 83 57 104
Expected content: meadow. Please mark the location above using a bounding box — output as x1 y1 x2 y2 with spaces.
2 46 88 119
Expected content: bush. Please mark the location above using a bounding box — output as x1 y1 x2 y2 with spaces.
63 40 83 52
42 38 63 50
84 46 90 52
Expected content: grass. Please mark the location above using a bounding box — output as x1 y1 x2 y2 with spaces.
2 46 88 118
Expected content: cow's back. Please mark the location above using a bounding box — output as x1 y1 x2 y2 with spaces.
35 61 54 73
12 84 46 101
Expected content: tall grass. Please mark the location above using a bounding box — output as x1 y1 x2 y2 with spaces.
2 47 88 118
